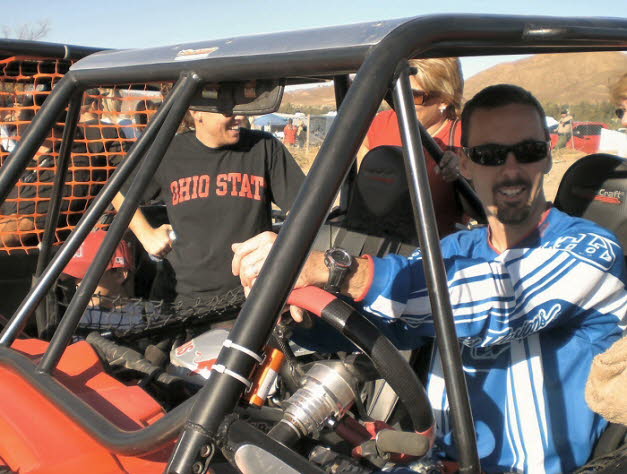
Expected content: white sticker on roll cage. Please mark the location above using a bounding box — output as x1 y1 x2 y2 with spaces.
174 47 219 61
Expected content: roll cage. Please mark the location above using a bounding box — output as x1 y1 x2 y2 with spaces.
0 14 625 474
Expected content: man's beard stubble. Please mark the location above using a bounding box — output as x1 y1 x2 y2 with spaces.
496 204 532 225
493 177 533 225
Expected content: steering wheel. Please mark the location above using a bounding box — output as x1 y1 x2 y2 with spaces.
286 286 435 454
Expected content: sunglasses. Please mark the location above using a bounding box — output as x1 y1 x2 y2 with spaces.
463 140 550 167
616 108 625 120
412 89 437 106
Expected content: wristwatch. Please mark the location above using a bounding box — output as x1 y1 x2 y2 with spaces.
324 248 354 294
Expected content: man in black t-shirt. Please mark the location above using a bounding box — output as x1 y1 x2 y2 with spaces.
113 110 304 305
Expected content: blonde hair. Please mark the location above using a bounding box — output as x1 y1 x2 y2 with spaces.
99 88 123 123
408 57 463 120
610 73 627 105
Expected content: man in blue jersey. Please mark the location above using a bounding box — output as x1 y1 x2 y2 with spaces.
232 84 627 473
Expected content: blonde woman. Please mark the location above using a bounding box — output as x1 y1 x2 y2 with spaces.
360 57 465 237
610 72 627 129
99 88 125 125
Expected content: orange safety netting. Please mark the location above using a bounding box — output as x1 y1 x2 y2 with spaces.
0 55 164 255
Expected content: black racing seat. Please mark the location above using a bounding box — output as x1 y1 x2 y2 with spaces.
554 153 627 461
313 146 418 257
554 153 627 258
311 146 425 422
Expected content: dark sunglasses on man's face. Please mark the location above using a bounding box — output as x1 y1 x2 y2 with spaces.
463 140 550 167
616 108 625 120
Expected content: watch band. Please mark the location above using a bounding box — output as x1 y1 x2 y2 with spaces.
324 248 354 294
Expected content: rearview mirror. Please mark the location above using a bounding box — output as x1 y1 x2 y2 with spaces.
189 80 284 116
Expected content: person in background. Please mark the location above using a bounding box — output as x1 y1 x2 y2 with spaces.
62 230 151 330
63 230 134 307
610 72 627 129
112 106 305 312
119 99 161 139
0 125 98 248
297 121 307 148
79 89 128 157
554 109 573 150
359 57 465 237
283 118 297 147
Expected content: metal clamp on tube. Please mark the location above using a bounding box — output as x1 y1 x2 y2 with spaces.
392 63 480 474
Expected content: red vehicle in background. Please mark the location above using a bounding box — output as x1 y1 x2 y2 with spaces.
550 121 610 154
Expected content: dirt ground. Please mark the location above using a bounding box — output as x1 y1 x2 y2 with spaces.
290 145 319 174
544 148 585 202
290 145 584 203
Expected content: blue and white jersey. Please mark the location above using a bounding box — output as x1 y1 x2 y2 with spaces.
362 208 627 473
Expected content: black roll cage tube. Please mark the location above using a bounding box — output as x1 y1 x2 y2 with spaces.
0 39 104 61
38 73 202 374
33 92 83 338
393 64 479 470
0 75 191 346
0 13 622 474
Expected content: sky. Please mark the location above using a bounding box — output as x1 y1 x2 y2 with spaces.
2 0 624 79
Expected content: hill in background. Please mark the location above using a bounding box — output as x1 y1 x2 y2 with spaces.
282 85 336 109
284 52 627 109
464 51 627 105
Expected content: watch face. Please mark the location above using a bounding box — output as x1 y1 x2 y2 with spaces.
329 248 352 267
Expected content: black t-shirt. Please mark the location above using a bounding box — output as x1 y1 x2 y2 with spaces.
79 119 127 155
79 119 128 169
123 128 304 298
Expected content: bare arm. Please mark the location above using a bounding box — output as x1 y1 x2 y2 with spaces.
0 215 35 247
112 192 174 258
435 150 461 183
231 231 372 301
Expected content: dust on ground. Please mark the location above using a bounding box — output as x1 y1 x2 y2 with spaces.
290 145 319 173
290 145 584 204
544 148 585 202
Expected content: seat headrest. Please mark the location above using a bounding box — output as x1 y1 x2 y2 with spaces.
554 153 627 252
356 146 409 216
343 146 418 244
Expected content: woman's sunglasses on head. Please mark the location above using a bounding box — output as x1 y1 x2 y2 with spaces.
463 140 550 167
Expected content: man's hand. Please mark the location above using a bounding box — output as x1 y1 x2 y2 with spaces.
138 224 175 258
232 231 318 323
232 231 280 293
435 150 461 183
232 232 371 323
232 231 325 294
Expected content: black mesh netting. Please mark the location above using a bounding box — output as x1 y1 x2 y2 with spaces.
57 283 245 338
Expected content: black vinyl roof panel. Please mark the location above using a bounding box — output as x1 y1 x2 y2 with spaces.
65 14 626 85
70 17 409 72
